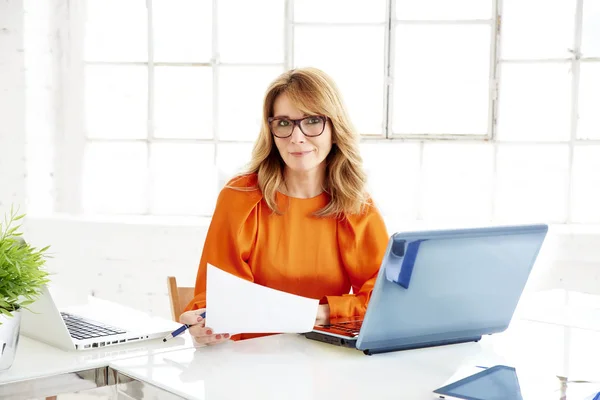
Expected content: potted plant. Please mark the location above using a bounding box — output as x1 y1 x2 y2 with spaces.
0 206 50 371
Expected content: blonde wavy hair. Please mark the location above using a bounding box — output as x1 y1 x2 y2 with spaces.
231 67 369 218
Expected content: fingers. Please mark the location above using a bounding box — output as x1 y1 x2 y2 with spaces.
177 309 230 346
192 332 231 346
179 309 206 325
188 324 211 337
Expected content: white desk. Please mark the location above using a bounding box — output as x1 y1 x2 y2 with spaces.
109 320 600 400
2 294 600 399
0 334 194 399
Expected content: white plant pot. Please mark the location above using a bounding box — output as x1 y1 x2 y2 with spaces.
0 308 21 371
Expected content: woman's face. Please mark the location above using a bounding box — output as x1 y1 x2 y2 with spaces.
271 93 333 174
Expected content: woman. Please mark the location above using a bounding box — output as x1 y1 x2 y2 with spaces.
181 67 389 346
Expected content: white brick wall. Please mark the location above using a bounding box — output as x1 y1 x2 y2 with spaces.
21 216 211 320
536 229 600 295
0 0 26 214
23 0 62 215
0 0 60 216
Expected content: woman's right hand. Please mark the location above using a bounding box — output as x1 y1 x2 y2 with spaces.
179 309 230 346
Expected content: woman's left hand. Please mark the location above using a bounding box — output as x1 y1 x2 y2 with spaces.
315 304 330 325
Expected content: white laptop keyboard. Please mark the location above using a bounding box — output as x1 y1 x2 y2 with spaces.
60 312 126 340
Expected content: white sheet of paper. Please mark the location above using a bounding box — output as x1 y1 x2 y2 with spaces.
205 264 320 334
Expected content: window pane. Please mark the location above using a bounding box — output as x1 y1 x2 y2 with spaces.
578 63 600 140
393 25 490 135
497 63 571 141
154 67 212 139
84 0 147 62
150 143 217 215
153 0 212 62
82 143 147 214
26 141 53 215
572 146 600 223
582 0 600 57
85 65 147 139
495 145 569 223
295 27 385 135
218 0 284 63
216 143 254 187
501 0 576 59
218 66 282 141
360 142 421 227
421 143 494 222
295 0 386 23
396 0 492 20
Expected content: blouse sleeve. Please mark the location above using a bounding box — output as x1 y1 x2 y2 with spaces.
326 202 389 319
184 176 261 313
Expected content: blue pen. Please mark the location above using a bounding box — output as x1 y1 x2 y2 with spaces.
162 311 206 342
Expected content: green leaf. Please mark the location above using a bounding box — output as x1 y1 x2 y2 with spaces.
7 226 20 237
3 254 15 266
0 308 14 317
13 214 25 221
0 204 51 311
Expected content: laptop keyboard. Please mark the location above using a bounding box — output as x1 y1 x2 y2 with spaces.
60 312 126 340
327 320 363 336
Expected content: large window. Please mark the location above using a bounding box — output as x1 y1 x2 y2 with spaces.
68 0 599 225
493 0 600 224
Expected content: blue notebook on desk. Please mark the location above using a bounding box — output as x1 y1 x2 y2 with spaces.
305 224 548 355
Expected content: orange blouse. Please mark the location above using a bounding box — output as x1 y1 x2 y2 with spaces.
184 174 389 339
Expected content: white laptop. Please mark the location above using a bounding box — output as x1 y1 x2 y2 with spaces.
21 286 180 351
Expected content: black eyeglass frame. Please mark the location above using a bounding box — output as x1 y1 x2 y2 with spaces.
267 115 329 138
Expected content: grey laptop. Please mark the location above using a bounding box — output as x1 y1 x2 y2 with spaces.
305 224 548 355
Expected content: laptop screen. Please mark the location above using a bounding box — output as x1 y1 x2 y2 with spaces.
356 225 548 352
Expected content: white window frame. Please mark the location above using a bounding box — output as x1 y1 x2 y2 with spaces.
385 0 500 140
54 0 600 224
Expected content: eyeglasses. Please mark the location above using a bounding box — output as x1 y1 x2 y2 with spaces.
268 115 329 138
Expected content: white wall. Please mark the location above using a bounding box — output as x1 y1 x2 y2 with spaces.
0 0 26 213
21 216 209 319
0 0 60 216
